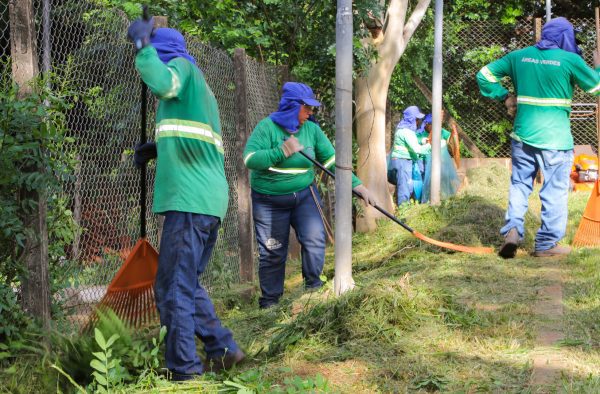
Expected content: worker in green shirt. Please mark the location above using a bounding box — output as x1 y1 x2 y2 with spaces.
389 106 431 205
419 113 460 203
477 17 600 258
128 20 243 380
243 82 375 309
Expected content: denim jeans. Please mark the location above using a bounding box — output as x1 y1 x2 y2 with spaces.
251 185 325 308
501 140 574 252
154 211 238 376
389 158 414 205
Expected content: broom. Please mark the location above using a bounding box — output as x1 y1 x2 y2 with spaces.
297 150 494 255
87 7 160 329
572 7 600 247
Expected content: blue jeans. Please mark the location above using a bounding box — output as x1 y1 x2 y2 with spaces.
501 140 574 252
154 212 238 376
389 158 413 205
251 185 325 308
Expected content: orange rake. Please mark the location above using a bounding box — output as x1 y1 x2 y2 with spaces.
573 7 600 248
298 150 494 255
88 23 160 329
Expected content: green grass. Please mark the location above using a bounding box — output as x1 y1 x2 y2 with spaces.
4 163 600 393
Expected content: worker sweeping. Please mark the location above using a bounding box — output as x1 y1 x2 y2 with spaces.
477 17 600 258
127 18 243 380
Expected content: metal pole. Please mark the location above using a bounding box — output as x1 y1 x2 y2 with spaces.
334 0 354 296
430 0 444 205
546 0 551 22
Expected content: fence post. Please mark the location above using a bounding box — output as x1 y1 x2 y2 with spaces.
9 0 51 331
534 18 542 42
233 48 255 283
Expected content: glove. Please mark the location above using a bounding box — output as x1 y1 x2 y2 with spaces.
134 142 157 168
353 184 377 206
127 17 155 50
504 94 517 118
281 136 304 158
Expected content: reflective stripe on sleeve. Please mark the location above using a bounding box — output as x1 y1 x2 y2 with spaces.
161 68 181 99
323 155 335 169
244 152 256 164
480 66 498 83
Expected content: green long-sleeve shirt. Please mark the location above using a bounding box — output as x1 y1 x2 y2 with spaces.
135 45 228 218
477 46 600 150
243 118 361 195
391 127 431 160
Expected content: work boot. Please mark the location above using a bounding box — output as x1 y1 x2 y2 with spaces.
498 228 520 259
205 349 245 373
533 245 572 257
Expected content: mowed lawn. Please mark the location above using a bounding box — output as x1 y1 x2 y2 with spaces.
213 163 600 393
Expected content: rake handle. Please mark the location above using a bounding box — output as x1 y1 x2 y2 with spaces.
594 7 600 161
296 150 415 234
139 5 152 239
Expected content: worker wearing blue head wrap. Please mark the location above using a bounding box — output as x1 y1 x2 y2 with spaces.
535 17 582 56
477 16 600 258
389 106 430 205
243 82 374 309
127 18 243 380
419 113 460 203
150 28 197 65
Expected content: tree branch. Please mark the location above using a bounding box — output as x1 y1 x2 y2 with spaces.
402 0 431 43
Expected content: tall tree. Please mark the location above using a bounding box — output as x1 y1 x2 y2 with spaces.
354 0 431 232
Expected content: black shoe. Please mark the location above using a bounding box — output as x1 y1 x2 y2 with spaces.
168 371 203 381
205 349 246 373
499 228 520 259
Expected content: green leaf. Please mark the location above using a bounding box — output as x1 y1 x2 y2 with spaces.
105 333 119 348
0 352 11 359
94 328 107 350
90 359 107 373
92 351 107 362
93 371 108 386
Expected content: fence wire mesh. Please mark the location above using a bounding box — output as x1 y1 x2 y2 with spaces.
18 0 281 328
443 18 598 158
0 2 9 64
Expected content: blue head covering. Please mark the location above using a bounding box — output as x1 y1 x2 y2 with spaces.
269 82 321 133
535 17 582 55
150 28 196 65
397 106 425 131
418 113 433 132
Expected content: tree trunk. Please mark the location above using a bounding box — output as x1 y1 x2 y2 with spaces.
355 66 395 232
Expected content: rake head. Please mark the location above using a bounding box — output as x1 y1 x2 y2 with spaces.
84 238 160 331
573 181 600 247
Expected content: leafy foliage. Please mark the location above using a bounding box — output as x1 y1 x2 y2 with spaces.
0 64 78 343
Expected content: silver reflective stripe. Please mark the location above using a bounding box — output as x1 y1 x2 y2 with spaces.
480 66 498 83
268 167 310 174
161 68 181 99
244 152 256 164
588 82 600 95
157 124 223 149
323 155 335 168
517 96 571 107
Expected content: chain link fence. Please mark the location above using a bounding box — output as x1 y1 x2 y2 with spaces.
441 18 597 158
6 0 283 327
0 2 9 64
